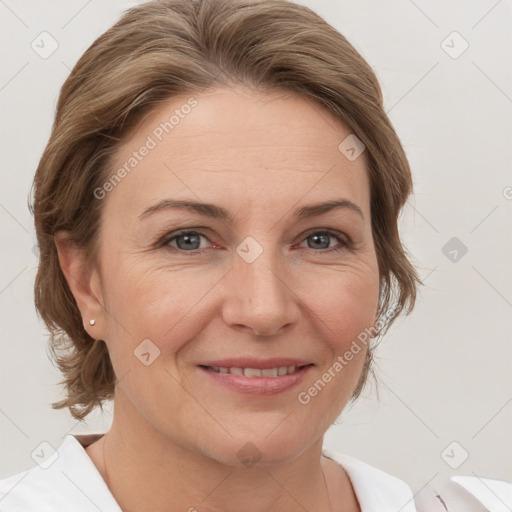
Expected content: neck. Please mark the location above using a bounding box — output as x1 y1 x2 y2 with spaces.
86 392 357 512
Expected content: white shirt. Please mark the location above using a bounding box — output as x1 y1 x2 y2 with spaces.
0 434 506 512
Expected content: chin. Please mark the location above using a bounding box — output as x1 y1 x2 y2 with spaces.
191 417 323 469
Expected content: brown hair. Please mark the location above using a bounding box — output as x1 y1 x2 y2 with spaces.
32 0 421 421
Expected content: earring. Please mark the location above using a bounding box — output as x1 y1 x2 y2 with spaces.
89 319 96 326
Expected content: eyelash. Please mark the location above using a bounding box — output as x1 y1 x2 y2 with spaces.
158 229 351 255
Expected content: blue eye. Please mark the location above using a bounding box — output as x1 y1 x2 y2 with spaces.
163 231 210 251
299 231 349 252
160 229 350 255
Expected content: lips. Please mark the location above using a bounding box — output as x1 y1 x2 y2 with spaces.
207 365 303 377
197 357 312 370
196 358 314 395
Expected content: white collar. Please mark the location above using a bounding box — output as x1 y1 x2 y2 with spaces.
0 433 416 512
321 447 417 512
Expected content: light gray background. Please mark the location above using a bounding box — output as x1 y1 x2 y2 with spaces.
1 0 511 495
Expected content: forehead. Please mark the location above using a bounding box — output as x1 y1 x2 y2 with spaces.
105 86 370 213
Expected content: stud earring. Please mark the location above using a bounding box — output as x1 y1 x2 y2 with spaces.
89 319 96 326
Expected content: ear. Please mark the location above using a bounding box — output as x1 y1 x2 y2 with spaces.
54 231 106 340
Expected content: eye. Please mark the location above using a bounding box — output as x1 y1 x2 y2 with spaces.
298 230 349 252
161 230 212 252
159 228 350 255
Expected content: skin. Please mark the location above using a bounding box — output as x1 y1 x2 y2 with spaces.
56 85 380 512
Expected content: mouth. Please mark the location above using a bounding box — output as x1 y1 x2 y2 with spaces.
200 364 311 377
196 360 314 395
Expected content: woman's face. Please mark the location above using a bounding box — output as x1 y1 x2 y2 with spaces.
89 85 380 465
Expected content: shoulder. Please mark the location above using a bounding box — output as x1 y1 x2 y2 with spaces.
322 447 418 512
0 452 71 511
0 434 121 512
322 447 512 512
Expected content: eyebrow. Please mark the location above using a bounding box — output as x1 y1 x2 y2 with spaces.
138 198 364 221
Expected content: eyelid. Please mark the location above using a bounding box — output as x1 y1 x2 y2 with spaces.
295 228 352 252
159 227 352 254
158 229 214 250
298 227 350 244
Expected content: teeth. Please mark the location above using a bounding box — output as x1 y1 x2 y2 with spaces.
209 365 302 377
244 368 262 377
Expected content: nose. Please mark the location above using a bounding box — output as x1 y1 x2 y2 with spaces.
221 247 302 337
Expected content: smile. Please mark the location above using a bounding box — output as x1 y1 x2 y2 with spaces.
197 363 314 395
205 365 308 377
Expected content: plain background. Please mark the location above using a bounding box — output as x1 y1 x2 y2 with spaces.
1 0 511 496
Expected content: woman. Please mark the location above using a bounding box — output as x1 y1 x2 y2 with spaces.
0 0 441 510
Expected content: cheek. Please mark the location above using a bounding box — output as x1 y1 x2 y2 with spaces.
99 256 223 349
299 260 379 391
303 260 379 339
329 279 378 339
290 279 378 433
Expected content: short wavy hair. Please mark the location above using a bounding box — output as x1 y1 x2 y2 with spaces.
32 0 421 421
